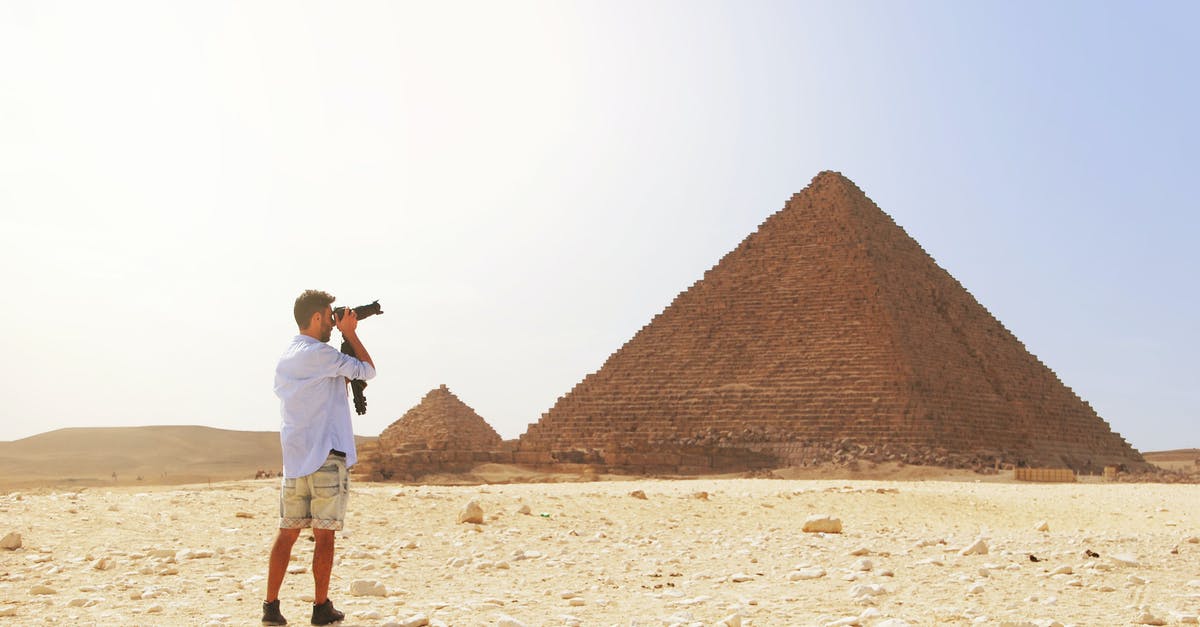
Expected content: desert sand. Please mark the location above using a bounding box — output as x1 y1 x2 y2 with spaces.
3 471 1200 627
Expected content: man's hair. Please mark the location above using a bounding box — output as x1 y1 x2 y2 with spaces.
293 290 336 328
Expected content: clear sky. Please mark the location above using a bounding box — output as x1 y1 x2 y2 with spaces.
1 1 1196 452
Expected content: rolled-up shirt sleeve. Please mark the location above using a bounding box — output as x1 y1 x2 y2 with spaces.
311 343 375 381
333 351 376 381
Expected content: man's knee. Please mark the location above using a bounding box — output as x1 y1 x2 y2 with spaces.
274 527 302 545
312 528 336 546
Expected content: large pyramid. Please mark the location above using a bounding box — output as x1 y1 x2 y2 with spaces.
379 385 502 452
518 171 1143 473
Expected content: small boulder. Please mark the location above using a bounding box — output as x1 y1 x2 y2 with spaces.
349 579 387 597
801 514 842 534
458 500 484 525
959 538 988 556
0 532 20 550
629 490 648 500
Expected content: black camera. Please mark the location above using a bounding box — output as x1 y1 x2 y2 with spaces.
333 300 383 321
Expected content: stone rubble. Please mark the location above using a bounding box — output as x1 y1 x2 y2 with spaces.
0 478 1197 625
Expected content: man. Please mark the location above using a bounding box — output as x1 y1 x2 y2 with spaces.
262 290 376 626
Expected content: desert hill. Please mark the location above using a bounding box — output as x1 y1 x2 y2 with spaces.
0 426 375 489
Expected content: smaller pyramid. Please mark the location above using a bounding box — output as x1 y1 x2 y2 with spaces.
379 385 502 452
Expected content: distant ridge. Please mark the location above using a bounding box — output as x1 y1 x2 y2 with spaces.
0 425 374 488
518 171 1144 473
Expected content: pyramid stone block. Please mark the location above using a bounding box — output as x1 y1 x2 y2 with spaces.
517 171 1143 473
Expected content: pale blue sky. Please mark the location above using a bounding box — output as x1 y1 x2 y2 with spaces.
1 1 1196 452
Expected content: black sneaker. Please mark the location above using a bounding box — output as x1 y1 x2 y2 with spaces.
310 599 344 625
262 599 287 625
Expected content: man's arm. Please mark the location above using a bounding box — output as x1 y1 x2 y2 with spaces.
336 309 375 370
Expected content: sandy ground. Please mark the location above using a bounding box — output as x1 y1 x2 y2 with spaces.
3 475 1200 627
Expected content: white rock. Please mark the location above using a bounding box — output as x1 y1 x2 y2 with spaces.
92 557 116 570
875 620 913 627
802 514 843 534
849 583 886 600
1 532 21 550
959 538 988 556
730 573 754 582
1048 565 1072 576
716 614 743 627
349 579 388 597
1110 553 1140 566
1034 520 1050 532
1135 610 1167 625
458 500 484 524
30 584 57 595
851 558 873 571
394 614 429 627
496 615 527 627
966 583 985 594
1171 613 1199 624
788 568 826 581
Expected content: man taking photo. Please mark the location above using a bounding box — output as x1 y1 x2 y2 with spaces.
262 289 376 626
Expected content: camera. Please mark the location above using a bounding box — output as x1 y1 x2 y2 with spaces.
333 300 383 321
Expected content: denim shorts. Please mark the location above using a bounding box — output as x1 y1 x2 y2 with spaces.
279 452 348 530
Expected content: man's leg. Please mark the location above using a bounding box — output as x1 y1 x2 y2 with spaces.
266 527 301 602
312 528 336 605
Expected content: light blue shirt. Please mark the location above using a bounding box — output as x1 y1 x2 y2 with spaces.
274 334 376 478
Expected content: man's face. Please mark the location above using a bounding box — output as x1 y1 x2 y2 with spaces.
317 306 334 343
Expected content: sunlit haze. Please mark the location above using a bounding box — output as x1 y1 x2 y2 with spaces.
1 2 1196 452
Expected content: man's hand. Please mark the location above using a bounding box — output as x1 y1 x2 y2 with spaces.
335 308 359 337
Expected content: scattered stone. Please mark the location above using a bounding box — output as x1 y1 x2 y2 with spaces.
92 557 116 570
1 531 21 550
788 568 826 581
1110 553 1140 567
802 514 843 534
1034 520 1050 532
30 584 57 595
849 583 886 600
1135 610 1167 625
235 511 255 519
458 500 484 525
691 491 709 500
496 615 527 627
516 504 531 515
716 613 743 627
730 573 755 582
851 558 873 571
0 606 16 617
391 614 429 627
350 579 387 596
629 490 648 500
959 538 988 556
